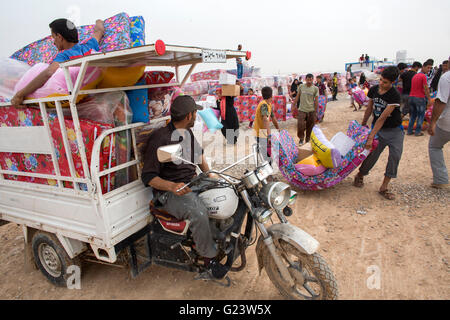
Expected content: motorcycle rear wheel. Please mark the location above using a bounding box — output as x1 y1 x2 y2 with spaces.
263 240 338 300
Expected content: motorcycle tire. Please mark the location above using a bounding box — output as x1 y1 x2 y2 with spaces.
263 240 338 300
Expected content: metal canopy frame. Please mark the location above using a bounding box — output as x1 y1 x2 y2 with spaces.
60 44 246 68
0 43 247 198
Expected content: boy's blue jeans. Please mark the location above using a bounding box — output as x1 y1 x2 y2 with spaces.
237 63 243 79
408 97 427 135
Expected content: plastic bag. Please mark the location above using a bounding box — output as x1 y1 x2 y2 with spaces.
14 63 102 100
0 58 31 100
64 91 133 189
198 108 223 133
66 91 132 126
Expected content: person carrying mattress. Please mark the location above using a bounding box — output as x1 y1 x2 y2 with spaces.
11 18 105 106
353 66 403 200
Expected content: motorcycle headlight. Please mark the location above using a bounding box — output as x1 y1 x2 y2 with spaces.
255 161 274 181
261 182 292 211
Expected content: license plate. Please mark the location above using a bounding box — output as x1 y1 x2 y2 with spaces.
202 49 227 63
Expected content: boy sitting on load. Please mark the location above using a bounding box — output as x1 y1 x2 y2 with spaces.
11 18 105 106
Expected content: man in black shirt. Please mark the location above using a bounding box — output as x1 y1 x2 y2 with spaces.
353 67 404 200
142 96 228 279
400 61 422 117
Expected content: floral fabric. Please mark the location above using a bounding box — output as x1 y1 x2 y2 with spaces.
10 12 133 66
0 106 115 193
129 16 146 47
317 95 327 122
233 95 286 122
273 121 378 191
143 71 175 85
190 70 227 82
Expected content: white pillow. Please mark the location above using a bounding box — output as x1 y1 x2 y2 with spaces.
331 132 356 157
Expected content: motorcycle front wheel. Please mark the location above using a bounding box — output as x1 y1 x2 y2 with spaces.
263 239 338 300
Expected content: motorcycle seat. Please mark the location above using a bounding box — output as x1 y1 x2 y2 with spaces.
149 201 184 223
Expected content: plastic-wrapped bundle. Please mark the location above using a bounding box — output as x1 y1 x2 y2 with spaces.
182 81 209 96
66 91 132 125
190 70 228 82
14 63 103 106
207 81 221 95
338 76 347 93
0 58 31 101
65 91 133 189
352 88 368 106
227 63 259 78
263 76 275 88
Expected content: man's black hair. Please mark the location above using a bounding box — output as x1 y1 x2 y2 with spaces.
381 66 400 83
412 61 422 69
49 19 79 43
423 60 433 67
261 87 273 100
397 63 407 71
443 60 449 65
171 111 193 123
306 74 314 79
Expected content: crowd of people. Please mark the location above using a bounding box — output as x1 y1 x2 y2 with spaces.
250 56 450 200
141 42 449 279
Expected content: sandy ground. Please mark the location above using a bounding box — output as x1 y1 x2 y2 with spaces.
1 93 449 300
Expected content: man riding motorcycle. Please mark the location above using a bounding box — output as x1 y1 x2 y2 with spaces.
141 95 229 279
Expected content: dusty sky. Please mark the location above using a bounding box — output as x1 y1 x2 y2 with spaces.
1 0 449 77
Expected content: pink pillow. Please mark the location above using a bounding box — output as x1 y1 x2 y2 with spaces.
14 63 102 99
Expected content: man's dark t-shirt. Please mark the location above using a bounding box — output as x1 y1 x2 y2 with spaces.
400 70 417 95
368 85 402 129
141 122 203 192
316 82 326 96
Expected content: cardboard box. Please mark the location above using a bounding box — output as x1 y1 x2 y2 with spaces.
222 85 241 97
219 73 237 85
297 142 313 162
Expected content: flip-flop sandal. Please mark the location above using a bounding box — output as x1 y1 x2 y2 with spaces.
353 175 364 188
415 132 424 137
379 190 395 200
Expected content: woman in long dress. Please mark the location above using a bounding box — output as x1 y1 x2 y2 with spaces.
214 88 240 145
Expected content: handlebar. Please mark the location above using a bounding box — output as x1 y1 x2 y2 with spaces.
175 173 206 193
174 143 266 193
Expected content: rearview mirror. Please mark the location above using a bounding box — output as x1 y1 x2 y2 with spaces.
157 144 183 163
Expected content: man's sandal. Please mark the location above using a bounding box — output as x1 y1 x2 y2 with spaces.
379 190 395 200
353 175 364 188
